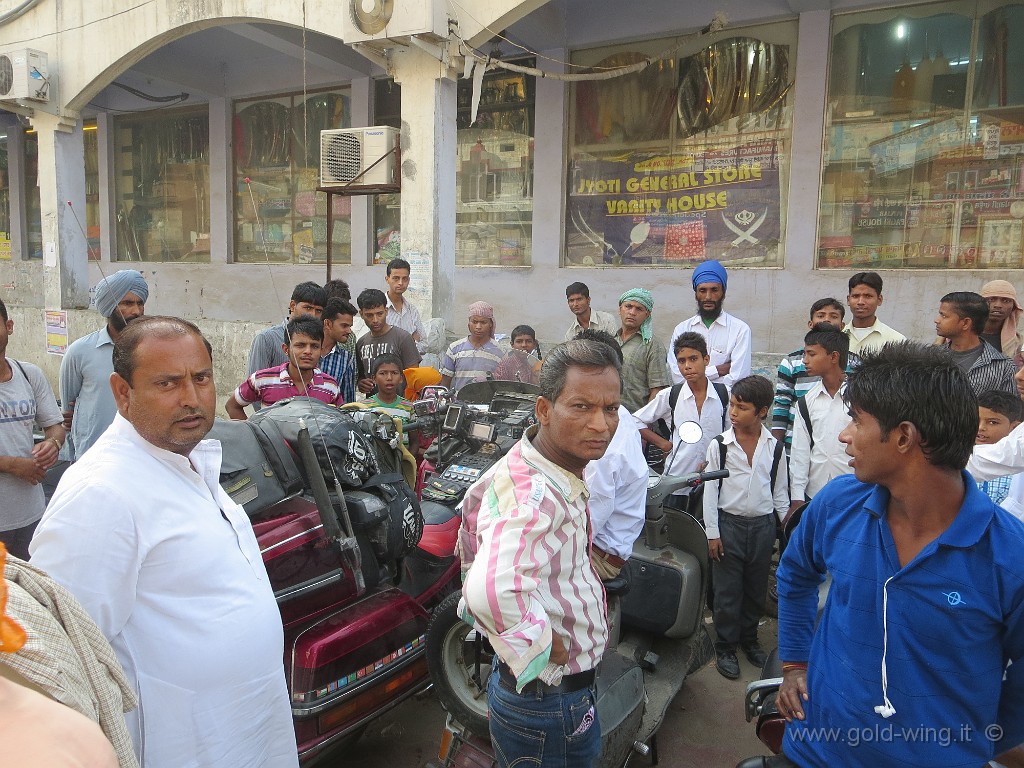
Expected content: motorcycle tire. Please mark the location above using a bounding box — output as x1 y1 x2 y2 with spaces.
425 590 492 736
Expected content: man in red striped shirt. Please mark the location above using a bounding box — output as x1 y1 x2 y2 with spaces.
459 338 621 768
226 316 340 420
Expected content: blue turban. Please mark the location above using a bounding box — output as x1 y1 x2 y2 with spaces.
618 287 654 344
94 270 149 317
692 260 728 291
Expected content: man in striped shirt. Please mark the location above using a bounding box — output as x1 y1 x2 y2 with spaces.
226 316 340 419
459 338 620 768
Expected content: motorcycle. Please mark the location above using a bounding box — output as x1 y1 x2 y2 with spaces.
424 420 728 768
203 383 538 764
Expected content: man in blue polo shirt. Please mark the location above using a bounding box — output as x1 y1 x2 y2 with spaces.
775 341 1024 768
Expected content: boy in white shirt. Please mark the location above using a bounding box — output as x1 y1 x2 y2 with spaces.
703 375 788 680
634 332 727 513
789 323 853 517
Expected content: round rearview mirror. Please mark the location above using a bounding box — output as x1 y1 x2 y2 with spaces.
677 420 703 445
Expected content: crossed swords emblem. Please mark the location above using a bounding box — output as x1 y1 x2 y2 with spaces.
723 208 768 246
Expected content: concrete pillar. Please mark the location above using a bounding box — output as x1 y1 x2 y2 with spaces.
209 97 232 265
785 10 831 271
31 113 89 309
97 113 115 263
350 76 372 266
391 45 457 323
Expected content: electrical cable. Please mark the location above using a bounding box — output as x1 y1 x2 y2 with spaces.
110 82 189 103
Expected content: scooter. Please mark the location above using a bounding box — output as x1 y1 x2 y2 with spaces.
424 420 727 768
205 384 538 764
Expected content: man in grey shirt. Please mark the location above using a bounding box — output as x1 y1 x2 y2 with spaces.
59 269 148 460
0 298 64 558
246 281 327 376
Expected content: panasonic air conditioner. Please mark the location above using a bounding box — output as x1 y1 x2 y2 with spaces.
341 0 448 44
0 48 49 102
320 126 399 187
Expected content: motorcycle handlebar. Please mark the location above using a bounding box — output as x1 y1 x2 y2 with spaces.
698 469 730 482
647 468 731 506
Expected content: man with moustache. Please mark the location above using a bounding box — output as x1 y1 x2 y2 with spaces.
31 317 298 768
666 260 751 389
59 270 148 460
459 338 620 767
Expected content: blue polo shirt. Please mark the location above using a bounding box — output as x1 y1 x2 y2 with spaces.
58 326 117 460
777 472 1024 767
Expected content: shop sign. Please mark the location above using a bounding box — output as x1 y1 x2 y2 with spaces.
569 143 782 265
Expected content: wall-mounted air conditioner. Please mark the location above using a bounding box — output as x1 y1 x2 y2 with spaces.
0 49 49 102
320 126 400 187
341 0 447 44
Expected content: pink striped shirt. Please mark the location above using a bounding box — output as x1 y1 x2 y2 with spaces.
234 363 340 408
459 426 608 689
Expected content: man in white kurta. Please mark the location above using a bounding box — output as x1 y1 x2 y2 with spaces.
31 316 297 768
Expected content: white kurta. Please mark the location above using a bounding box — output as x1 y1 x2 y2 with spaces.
31 414 298 768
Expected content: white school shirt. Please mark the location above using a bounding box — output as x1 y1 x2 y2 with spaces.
631 381 725 494
31 414 298 768
586 405 649 560
666 312 752 388
968 421 1024 523
789 380 852 501
702 426 789 540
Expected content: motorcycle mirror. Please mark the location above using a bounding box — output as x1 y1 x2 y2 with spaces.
677 420 703 444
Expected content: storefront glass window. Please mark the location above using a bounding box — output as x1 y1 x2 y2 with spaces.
373 78 402 264
234 88 351 264
84 120 99 260
819 1 1024 269
24 129 40 259
0 130 9 261
113 107 210 262
456 60 535 266
567 24 797 268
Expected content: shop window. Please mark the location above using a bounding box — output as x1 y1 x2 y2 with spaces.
84 120 99 260
456 60 535 266
566 25 796 268
819 1 1024 269
0 130 9 260
113 107 210 262
234 88 351 265
24 130 40 259
373 78 401 264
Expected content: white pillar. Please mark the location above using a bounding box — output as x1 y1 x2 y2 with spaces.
32 113 89 309
350 76 372 265
391 45 457 322
209 97 233 265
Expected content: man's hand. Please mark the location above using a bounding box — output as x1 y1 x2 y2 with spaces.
357 377 374 394
716 361 731 377
549 633 569 666
784 500 804 526
777 666 809 722
62 406 74 431
708 538 724 561
4 457 46 485
656 436 673 453
31 439 59 470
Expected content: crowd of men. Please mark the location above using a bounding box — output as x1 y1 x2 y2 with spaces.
2 256 1024 767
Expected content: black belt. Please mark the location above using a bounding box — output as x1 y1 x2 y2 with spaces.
497 661 596 695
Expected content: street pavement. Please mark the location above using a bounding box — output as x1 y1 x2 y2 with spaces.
327 614 779 767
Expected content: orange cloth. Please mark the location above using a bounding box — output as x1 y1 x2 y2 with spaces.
403 366 442 400
0 543 26 654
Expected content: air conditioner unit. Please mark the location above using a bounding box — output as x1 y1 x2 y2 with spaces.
341 0 448 44
320 126 400 187
0 49 49 102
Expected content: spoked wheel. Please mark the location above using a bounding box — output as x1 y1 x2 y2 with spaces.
425 590 492 735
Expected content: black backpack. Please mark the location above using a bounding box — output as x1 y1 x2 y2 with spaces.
796 395 815 450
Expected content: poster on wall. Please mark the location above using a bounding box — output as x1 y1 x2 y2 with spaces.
566 141 783 267
45 310 68 356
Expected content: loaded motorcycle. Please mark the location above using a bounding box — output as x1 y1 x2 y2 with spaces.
204 382 538 764
424 421 728 768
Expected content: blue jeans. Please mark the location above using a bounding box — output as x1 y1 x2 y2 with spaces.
487 665 601 768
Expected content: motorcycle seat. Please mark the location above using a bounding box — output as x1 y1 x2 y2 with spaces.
761 647 782 679
602 570 631 597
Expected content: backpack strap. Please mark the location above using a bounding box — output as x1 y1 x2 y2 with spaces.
769 438 786 495
666 383 683 431
712 381 729 432
797 395 815 450
715 434 727 490
8 359 27 380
